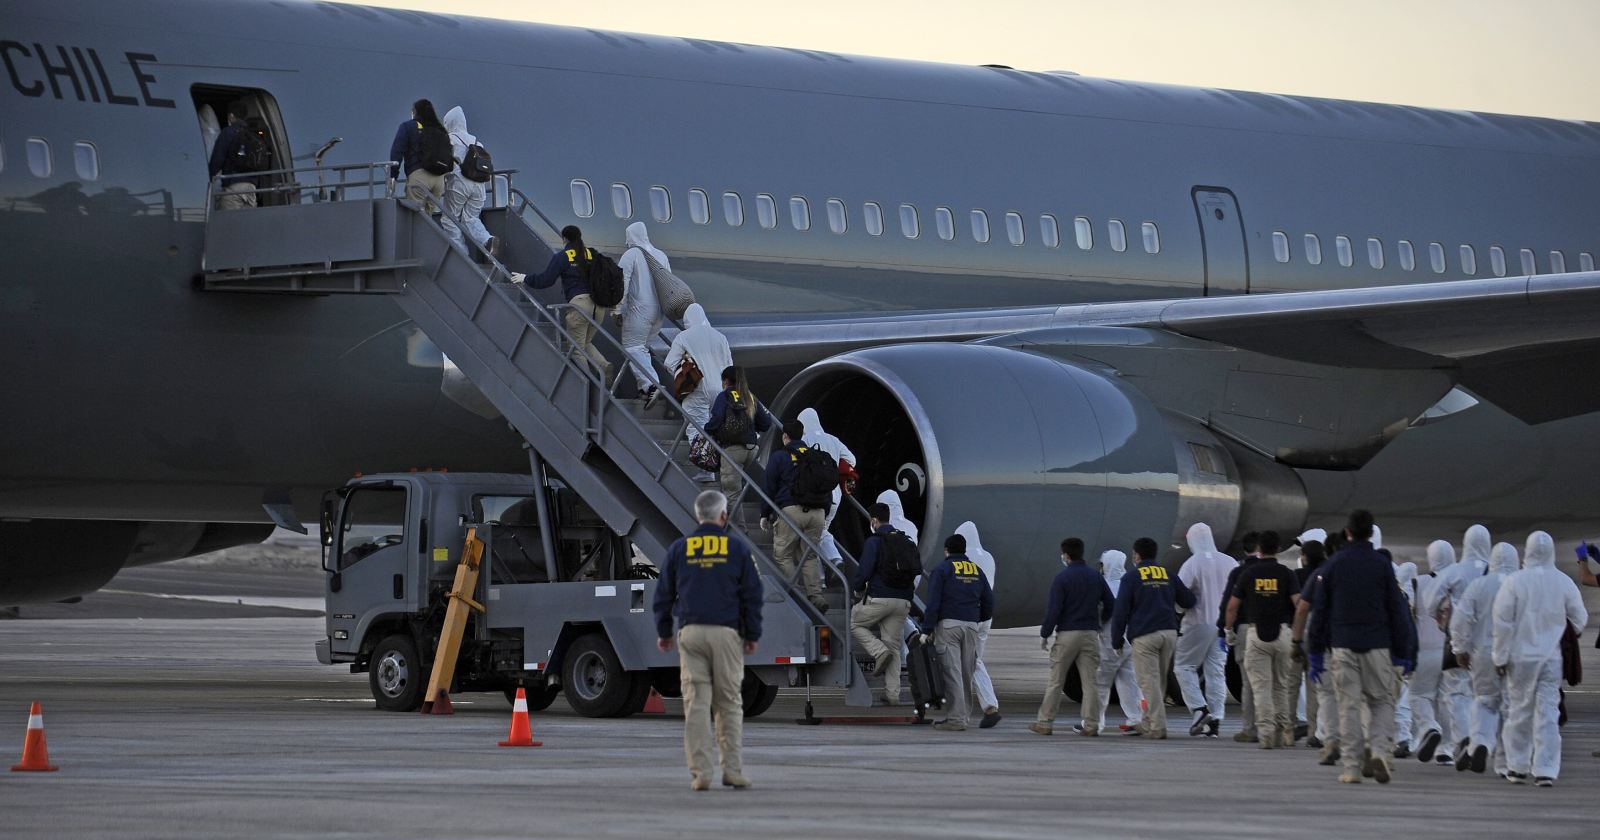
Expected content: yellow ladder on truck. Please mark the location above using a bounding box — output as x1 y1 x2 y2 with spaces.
420 529 486 715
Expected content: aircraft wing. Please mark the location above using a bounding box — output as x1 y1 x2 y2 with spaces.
717 271 1600 424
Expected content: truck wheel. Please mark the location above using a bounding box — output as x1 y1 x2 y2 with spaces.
651 669 683 698
742 671 779 717
613 674 652 718
503 686 558 712
369 634 424 712
562 634 631 718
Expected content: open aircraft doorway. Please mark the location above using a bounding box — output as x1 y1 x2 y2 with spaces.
190 84 292 205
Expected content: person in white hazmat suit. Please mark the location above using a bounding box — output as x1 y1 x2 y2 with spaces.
798 409 857 565
1410 541 1459 764
1084 549 1143 734
1392 560 1418 756
1449 541 1520 775
1428 523 1491 759
1492 531 1587 786
954 522 1002 728
663 304 733 481
439 107 495 256
617 222 667 401
1175 522 1236 737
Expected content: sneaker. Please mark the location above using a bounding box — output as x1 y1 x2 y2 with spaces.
1435 753 1455 766
1120 724 1143 736
1417 729 1442 763
1318 746 1341 766
1306 735 1324 750
1205 719 1220 738
1028 722 1054 736
1189 707 1211 737
979 710 1002 729
933 721 967 732
1233 731 1259 743
1368 754 1392 784
690 777 711 791
1393 741 1411 759
1456 749 1473 772
1295 723 1309 741
722 773 752 789
1535 776 1555 788
1361 749 1375 778
1470 745 1489 774
1506 771 1528 785
1338 772 1362 784
642 386 661 410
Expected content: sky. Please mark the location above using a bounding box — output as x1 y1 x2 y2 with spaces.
353 0 1599 121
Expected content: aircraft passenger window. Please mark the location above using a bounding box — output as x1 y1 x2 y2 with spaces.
1398 240 1415 271
649 186 671 223
72 142 99 181
1582 253 1595 272
1141 222 1159 254
723 191 744 227
1108 219 1127 252
1428 242 1446 274
1041 215 1060 249
1304 234 1322 266
899 203 919 239
1271 231 1290 263
790 196 811 231
1366 237 1384 270
1519 248 1537 275
337 487 408 571
864 202 884 236
1489 246 1507 277
755 194 777 230
1335 235 1353 267
1005 212 1025 246
610 183 632 219
971 210 990 243
25 137 50 178
570 180 594 218
826 199 848 234
934 207 955 241
1459 245 1477 276
688 189 710 225
1074 216 1094 250
1550 250 1567 273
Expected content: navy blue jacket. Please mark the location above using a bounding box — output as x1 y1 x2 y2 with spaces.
1218 557 1255 632
388 119 434 178
207 123 258 187
1308 540 1415 658
529 246 593 302
762 441 831 517
704 389 775 445
852 524 917 601
1040 562 1115 637
652 523 764 641
921 553 993 630
1110 560 1196 647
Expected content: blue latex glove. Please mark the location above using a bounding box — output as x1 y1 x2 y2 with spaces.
1308 653 1325 684
1393 656 1415 676
1579 541 1590 562
1217 637 1229 655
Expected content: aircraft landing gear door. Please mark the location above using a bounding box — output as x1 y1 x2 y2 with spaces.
1192 188 1249 295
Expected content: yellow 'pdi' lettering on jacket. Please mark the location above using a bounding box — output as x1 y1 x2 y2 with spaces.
685 535 730 569
951 560 981 582
1254 577 1280 595
1138 565 1170 584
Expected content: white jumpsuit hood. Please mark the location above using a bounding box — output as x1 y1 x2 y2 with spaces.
1186 522 1218 555
1371 524 1384 550
796 408 856 468
1100 550 1129 596
624 221 668 267
1427 540 1456 574
874 490 918 543
1461 524 1492 572
1490 542 1520 575
1431 524 1492 621
1395 562 1419 605
442 106 475 148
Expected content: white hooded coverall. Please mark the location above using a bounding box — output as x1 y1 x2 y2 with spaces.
617 222 667 393
955 521 999 714
799 409 857 564
440 106 491 253
1428 525 1492 748
1450 541 1519 774
1410 541 1457 749
1094 550 1143 730
1492 532 1587 780
1175 523 1236 722
1392 561 1418 743
663 304 732 442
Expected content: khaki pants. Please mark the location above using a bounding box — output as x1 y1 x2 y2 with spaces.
1234 641 1256 738
217 181 256 210
850 597 910 703
935 619 980 726
1244 627 1296 739
405 168 446 213
677 624 745 782
1332 647 1399 776
564 294 613 383
1036 629 1102 728
719 444 758 498
1131 630 1177 737
772 505 827 607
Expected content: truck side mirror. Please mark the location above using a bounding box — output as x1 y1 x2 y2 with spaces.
320 492 337 572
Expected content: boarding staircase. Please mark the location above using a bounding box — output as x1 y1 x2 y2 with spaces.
199 164 885 707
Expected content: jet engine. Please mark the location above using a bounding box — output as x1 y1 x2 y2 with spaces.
771 343 1307 625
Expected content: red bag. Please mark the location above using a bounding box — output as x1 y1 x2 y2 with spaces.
838 460 859 496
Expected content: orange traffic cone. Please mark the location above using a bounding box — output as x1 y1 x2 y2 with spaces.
642 689 666 715
12 702 58 772
498 688 543 747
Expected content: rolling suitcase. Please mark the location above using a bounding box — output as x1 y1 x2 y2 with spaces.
906 632 945 719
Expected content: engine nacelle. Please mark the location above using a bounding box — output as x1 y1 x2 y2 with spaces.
772 343 1306 625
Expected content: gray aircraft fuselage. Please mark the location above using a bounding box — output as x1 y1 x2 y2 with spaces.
3 0 1599 605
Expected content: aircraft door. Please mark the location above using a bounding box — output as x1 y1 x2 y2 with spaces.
1192 188 1249 295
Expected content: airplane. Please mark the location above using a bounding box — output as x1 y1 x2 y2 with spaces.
3 0 1599 626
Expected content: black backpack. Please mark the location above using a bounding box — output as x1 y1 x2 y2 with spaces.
460 142 493 182
417 123 454 175
228 126 271 174
580 249 626 307
788 445 838 511
874 530 921 590
714 392 753 445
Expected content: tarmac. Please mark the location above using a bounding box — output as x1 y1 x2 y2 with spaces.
2 558 1597 839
